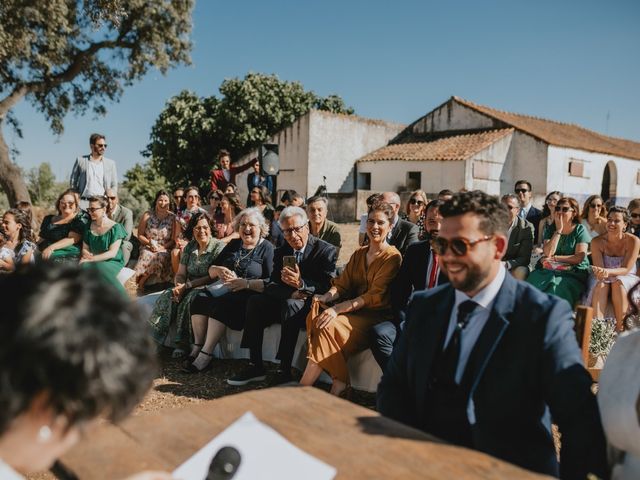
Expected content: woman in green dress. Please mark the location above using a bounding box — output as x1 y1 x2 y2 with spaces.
148 212 225 357
80 196 127 293
527 197 590 307
39 189 90 263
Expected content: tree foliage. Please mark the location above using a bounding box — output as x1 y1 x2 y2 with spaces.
122 162 169 204
145 72 355 190
26 163 67 206
0 0 194 204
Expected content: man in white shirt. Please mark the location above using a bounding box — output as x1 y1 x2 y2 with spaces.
70 133 118 209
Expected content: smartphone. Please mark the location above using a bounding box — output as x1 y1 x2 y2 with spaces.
283 255 297 270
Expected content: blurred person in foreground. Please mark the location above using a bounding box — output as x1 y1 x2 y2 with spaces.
378 190 607 480
0 263 169 480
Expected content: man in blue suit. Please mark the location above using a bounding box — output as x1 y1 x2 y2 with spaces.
377 191 607 480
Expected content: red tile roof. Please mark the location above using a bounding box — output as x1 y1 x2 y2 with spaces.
358 128 513 162
453 96 640 161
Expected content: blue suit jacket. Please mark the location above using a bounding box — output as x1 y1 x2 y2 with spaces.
377 273 607 479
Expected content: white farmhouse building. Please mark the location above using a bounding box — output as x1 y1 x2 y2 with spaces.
357 96 640 205
235 109 404 201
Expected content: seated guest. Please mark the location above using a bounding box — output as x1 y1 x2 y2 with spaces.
227 206 337 386
501 194 534 280
301 202 401 396
581 194 608 240
358 193 383 246
627 198 640 240
307 195 342 255
215 193 242 243
514 180 543 240
290 192 305 207
405 190 429 240
587 206 640 332
135 190 178 293
185 208 274 373
80 196 128 294
39 189 89 263
106 188 134 265
381 191 419 256
0 264 170 480
269 204 286 248
0 209 36 271
378 190 608 479
527 197 590 308
204 189 223 222
248 185 275 222
246 160 274 204
224 182 238 195
172 185 207 274
536 191 562 245
371 199 447 370
173 187 185 214
148 212 224 358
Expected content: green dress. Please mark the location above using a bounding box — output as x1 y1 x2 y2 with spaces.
148 237 225 349
39 212 90 263
82 223 127 294
527 223 591 307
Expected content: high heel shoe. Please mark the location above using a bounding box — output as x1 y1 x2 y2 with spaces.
182 343 203 369
183 350 214 374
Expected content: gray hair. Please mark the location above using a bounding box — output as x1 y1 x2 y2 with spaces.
382 191 401 205
306 196 328 207
501 193 519 203
233 207 269 238
279 206 308 227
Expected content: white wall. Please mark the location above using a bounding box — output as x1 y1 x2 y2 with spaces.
547 146 640 205
307 110 404 195
469 132 514 195
357 159 466 194
413 100 499 133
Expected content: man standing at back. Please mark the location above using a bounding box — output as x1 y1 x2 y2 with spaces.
70 133 117 209
381 192 419 256
378 191 607 479
514 180 542 240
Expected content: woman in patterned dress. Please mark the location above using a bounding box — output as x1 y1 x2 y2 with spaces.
405 190 428 240
135 190 178 292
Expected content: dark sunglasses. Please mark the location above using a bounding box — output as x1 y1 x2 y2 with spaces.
86 207 103 213
432 235 493 256
589 203 603 208
409 198 424 205
631 213 640 219
515 188 530 194
107 196 117 200
93 143 107 148
555 206 573 213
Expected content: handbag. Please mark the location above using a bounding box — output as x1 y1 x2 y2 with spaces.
205 279 231 298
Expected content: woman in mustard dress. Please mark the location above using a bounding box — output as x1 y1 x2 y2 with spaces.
301 201 402 396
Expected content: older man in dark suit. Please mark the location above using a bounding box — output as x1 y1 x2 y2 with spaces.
381 191 419 256
369 199 449 370
228 206 337 386
501 193 534 280
515 180 543 240
378 191 607 480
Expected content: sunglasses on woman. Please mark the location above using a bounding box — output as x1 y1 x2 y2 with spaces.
431 235 493 256
589 203 603 209
555 206 573 213
409 198 424 206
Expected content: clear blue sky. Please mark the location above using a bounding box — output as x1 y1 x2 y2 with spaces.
8 0 640 181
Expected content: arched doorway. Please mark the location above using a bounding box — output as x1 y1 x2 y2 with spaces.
600 160 617 202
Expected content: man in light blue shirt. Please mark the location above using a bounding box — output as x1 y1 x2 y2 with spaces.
70 133 118 208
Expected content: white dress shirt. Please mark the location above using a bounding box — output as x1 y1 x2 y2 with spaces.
0 458 24 480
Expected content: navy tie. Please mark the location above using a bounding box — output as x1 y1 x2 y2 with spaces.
440 300 478 384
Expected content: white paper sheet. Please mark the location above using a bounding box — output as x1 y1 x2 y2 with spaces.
172 411 336 480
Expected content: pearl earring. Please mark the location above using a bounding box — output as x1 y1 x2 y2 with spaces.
37 425 52 443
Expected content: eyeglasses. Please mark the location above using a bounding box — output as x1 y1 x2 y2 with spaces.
86 207 104 213
282 224 307 236
631 213 640 219
240 222 258 229
94 143 107 149
554 206 573 213
409 198 425 206
432 235 493 256
589 203 603 209
515 188 530 194
107 196 117 200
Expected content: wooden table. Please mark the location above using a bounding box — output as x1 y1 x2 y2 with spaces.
59 386 550 479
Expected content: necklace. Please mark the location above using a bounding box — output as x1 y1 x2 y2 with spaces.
234 245 256 272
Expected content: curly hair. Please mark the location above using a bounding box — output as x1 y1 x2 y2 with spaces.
4 208 34 243
222 192 243 216
607 205 630 225
440 190 511 235
184 211 214 241
368 201 395 221
233 207 270 238
0 263 156 435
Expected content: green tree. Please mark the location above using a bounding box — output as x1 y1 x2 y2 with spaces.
26 162 65 206
122 162 169 204
146 72 354 190
0 0 194 205
117 186 148 224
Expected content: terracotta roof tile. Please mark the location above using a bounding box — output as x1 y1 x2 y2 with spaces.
358 128 513 162
453 96 640 161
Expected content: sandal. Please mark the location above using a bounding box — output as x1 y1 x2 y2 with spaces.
182 343 203 369
183 350 214 374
